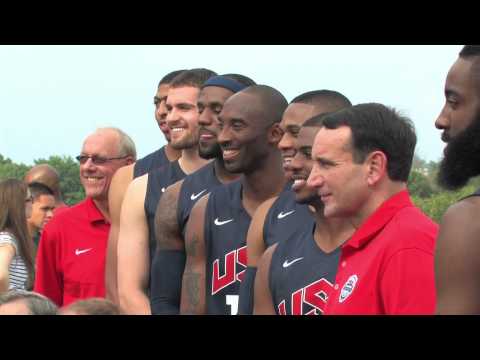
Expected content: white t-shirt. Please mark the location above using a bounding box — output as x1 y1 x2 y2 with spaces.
0 231 28 290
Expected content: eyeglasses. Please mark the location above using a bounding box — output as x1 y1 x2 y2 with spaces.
75 155 129 165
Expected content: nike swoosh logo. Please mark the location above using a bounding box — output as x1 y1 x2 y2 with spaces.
214 218 234 226
191 189 207 201
161 187 166 193
75 248 93 256
282 257 303 268
277 210 295 219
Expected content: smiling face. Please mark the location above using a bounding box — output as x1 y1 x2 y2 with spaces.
290 126 321 205
307 126 369 218
79 129 130 202
278 103 316 180
197 86 234 159
217 92 272 174
166 86 201 150
154 84 171 142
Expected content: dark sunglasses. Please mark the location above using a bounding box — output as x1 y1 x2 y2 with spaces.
75 155 128 165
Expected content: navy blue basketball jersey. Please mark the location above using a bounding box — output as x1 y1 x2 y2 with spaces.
177 162 221 238
134 147 169 178
145 160 186 266
269 222 340 315
263 184 315 247
204 180 251 315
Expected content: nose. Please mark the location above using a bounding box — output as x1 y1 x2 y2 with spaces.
199 108 213 127
218 123 232 148
157 100 168 121
81 157 97 170
290 152 303 172
307 162 324 189
278 132 294 153
435 104 450 130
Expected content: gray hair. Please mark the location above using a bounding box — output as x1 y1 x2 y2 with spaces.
0 290 58 315
96 127 137 161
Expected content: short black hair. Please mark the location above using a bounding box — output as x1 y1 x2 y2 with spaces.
302 112 332 128
291 90 352 113
221 73 257 87
158 70 187 87
170 68 217 89
242 85 288 126
321 103 416 182
28 181 54 201
459 45 480 94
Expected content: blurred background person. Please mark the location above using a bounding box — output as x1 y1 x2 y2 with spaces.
0 290 58 315
0 179 35 294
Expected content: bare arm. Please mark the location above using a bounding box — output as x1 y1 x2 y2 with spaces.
105 164 134 305
246 197 277 268
150 180 185 314
435 197 480 314
253 243 278 315
180 195 208 315
117 175 151 315
0 244 15 294
238 197 277 314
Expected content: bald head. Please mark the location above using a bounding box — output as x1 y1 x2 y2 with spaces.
239 85 288 126
24 164 61 199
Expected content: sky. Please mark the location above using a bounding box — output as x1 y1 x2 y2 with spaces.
0 45 461 165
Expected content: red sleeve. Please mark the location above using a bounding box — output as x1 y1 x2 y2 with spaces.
34 223 63 306
380 248 435 315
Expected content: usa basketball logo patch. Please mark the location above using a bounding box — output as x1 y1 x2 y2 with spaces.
339 275 358 303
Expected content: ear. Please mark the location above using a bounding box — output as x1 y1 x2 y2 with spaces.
365 151 387 186
125 156 135 166
267 123 284 144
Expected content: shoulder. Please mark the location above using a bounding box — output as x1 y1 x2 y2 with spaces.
437 197 480 247
111 164 134 187
383 205 438 253
0 232 17 253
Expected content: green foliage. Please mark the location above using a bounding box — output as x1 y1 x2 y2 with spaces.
0 154 30 180
0 154 84 206
412 185 476 223
407 170 436 198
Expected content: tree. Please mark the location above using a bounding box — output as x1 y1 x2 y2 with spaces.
0 153 85 206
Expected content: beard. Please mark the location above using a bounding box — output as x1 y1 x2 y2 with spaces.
199 142 222 160
437 114 480 190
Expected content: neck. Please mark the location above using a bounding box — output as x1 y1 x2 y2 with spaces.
178 146 211 175
214 158 241 184
351 181 407 229
312 209 355 254
164 142 182 161
242 152 286 216
93 198 110 223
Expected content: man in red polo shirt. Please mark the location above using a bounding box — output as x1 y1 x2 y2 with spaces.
34 127 136 307
307 103 438 315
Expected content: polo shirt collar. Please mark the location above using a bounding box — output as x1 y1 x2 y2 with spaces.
85 197 107 224
343 190 412 250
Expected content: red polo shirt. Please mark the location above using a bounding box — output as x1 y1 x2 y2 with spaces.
34 197 110 307
324 190 438 315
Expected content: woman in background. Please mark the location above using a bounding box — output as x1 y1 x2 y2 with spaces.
0 178 35 293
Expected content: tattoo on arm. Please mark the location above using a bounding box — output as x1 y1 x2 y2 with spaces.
183 234 200 313
154 185 182 251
